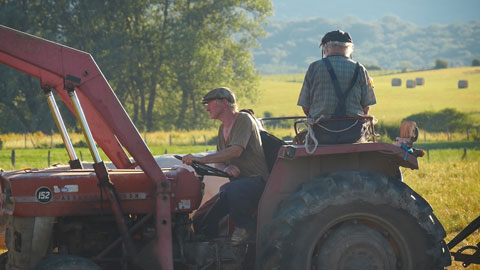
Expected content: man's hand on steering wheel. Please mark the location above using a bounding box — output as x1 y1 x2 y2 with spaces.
181 154 199 166
174 155 230 178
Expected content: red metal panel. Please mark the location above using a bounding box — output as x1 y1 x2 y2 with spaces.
4 167 201 217
278 142 419 169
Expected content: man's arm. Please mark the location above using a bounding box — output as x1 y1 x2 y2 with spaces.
182 145 243 165
363 106 370 115
297 64 313 114
182 146 243 177
359 66 377 110
302 106 310 116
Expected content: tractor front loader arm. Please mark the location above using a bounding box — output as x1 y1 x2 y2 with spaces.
0 25 174 269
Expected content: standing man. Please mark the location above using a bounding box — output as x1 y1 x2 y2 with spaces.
181 87 269 243
297 30 376 144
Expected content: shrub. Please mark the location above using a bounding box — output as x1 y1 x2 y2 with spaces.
472 58 480 67
262 111 292 129
73 140 88 148
404 108 472 133
434 58 449 69
375 122 401 141
364 64 382 70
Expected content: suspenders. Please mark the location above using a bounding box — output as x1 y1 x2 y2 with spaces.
322 57 360 118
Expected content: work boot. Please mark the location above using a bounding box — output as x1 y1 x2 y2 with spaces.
231 227 249 244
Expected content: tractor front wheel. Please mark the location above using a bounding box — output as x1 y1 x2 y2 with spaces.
257 170 451 270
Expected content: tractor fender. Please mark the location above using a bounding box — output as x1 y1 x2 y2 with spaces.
257 143 418 237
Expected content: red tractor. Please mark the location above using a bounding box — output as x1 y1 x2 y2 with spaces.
0 24 477 270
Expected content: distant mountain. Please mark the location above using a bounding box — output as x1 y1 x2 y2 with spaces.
253 15 480 74
270 0 479 26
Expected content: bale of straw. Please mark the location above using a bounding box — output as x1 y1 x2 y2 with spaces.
391 78 402 86
458 80 468 89
406 80 416 88
415 77 425 85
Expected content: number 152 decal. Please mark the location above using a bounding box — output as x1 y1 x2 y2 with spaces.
35 187 53 204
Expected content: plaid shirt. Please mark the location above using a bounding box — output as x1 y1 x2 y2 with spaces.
297 55 376 119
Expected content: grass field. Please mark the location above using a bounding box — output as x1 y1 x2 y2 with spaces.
0 67 479 268
241 67 480 125
0 147 478 269
405 158 480 270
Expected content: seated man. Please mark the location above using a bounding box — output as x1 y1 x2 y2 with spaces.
297 30 376 144
181 87 269 243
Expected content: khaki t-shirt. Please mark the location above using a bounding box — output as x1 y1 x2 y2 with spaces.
217 112 269 181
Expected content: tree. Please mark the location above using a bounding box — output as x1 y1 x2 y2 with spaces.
163 0 271 130
473 58 480 66
434 58 449 69
0 0 272 133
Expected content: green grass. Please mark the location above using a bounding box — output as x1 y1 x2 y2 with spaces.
241 67 480 126
0 145 215 171
403 158 480 270
1 67 480 269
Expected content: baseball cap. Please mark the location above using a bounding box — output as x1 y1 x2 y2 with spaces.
320 30 353 46
202 87 236 104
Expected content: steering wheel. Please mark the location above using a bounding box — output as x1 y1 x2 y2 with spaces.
174 155 230 178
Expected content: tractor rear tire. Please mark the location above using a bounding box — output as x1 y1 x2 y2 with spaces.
33 255 101 270
257 170 451 270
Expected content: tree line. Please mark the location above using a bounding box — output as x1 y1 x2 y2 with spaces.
254 15 480 74
0 0 272 133
375 108 477 142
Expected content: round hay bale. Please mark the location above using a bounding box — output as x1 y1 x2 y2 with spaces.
406 80 416 88
415 77 425 85
391 78 402 86
458 80 468 89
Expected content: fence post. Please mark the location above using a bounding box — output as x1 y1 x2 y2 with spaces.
204 135 207 145
192 136 196 145
24 133 27 149
461 148 467 160
11 149 15 168
30 136 37 149
79 151 83 161
48 150 51 167
169 134 172 146
426 149 430 161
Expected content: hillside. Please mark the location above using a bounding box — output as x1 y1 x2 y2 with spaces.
270 0 479 26
239 67 480 125
254 16 480 74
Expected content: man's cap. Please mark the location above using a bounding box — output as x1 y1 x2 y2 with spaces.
320 30 353 46
202 87 236 104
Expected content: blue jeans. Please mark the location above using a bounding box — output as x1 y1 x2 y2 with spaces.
193 176 265 237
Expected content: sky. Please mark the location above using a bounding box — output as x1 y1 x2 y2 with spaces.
271 0 480 26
